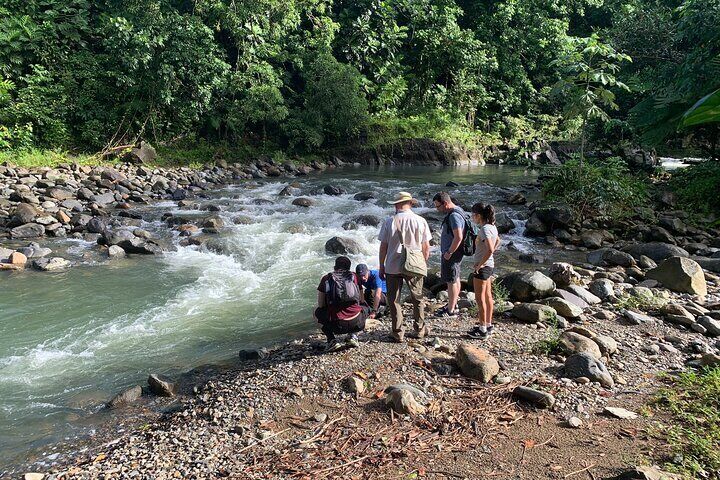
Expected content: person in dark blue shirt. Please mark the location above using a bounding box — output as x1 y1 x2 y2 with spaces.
355 264 387 318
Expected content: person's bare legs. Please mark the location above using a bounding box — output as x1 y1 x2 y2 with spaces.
447 279 461 312
473 277 485 326
485 278 494 329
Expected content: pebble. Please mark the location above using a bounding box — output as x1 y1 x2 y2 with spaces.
567 416 583 428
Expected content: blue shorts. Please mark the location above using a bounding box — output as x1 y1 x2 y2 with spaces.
440 255 462 282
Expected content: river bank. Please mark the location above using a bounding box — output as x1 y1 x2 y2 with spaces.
3 159 720 478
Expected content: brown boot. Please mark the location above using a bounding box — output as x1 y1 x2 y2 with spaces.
414 325 430 339
389 330 405 343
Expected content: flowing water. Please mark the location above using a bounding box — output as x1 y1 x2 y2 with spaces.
0 164 545 469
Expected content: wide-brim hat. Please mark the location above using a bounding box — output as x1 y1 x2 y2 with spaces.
387 191 414 204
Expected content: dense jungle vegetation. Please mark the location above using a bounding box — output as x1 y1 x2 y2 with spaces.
0 0 718 160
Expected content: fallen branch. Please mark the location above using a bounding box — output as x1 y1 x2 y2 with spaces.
564 463 596 479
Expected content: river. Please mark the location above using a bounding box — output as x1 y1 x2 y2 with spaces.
0 164 545 470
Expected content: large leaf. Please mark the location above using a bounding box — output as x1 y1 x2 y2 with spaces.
681 88 720 128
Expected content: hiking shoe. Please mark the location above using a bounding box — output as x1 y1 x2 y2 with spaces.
466 326 488 339
433 306 459 318
487 325 494 337
389 331 405 343
410 325 430 339
346 334 360 348
323 339 343 353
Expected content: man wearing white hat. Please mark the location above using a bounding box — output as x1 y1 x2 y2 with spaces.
378 191 431 342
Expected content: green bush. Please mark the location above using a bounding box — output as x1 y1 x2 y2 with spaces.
668 161 720 218
541 156 650 220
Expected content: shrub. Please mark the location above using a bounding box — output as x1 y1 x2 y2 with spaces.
667 161 720 218
541 156 650 221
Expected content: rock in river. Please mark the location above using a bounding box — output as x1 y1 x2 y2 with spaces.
107 385 143 408
325 236 362 255
148 374 176 397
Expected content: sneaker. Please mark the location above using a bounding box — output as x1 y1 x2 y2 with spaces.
323 339 344 353
346 334 360 348
486 325 494 337
389 331 405 343
433 306 459 318
410 325 430 339
466 326 488 339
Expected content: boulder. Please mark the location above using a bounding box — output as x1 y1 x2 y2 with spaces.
107 385 143 408
0 247 14 261
8 251 27 265
524 211 548 236
580 230 607 249
507 271 556 301
353 192 376 201
32 257 71 271
100 168 127 183
455 343 500 382
512 386 555 409
589 279 615 299
697 316 720 337
323 185 345 196
587 248 636 268
46 187 74 201
87 216 107 234
564 353 614 388
10 223 45 239
90 192 116 206
593 335 618 356
148 374 176 396
512 303 557 323
494 212 516 234
547 262 581 288
116 237 161 255
292 197 315 207
506 192 526 205
107 245 126 258
540 297 583 318
553 289 590 309
559 331 602 359
342 215 382 230
202 216 224 230
564 285 601 305
696 258 720 274
622 242 689 263
11 203 39 225
646 256 707 296
325 236 362 255
123 141 157 164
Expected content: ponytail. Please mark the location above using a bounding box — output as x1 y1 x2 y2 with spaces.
471 202 496 225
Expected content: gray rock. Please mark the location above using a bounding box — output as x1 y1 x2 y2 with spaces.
697 316 720 337
623 310 656 325
90 192 116 206
593 335 618 356
345 376 365 394
616 465 682 480
512 303 557 323
507 271 556 301
292 197 315 207
107 385 143 408
604 406 638 419
587 248 636 268
107 245 125 258
11 203 39 225
564 353 614 388
455 343 500 382
647 256 707 296
342 215 382 230
32 257 71 271
495 212 516 234
384 388 425 415
325 236 362 255
540 297 584 318
564 285 601 305
87 216 107 234
559 331 602 359
547 262 580 288
353 192 376 201
10 223 45 238
553 289 590 309
589 279 615 299
623 242 689 263
148 374 176 396
512 386 555 408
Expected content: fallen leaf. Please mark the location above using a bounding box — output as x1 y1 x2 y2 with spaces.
93 453 106 463
523 439 536 449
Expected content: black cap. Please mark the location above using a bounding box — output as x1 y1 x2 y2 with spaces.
355 264 369 276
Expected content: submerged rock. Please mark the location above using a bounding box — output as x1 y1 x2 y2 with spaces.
107 385 143 408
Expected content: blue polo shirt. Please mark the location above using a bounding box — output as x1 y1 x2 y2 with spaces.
362 269 387 294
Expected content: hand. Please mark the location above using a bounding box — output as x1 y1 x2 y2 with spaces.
443 252 452 261
473 262 481 272
379 266 385 280
369 312 376 319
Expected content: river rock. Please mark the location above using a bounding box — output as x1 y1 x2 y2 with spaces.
589 279 615 299
646 256 707 296
524 211 548 236
564 353 614 388
512 303 557 323
564 285 601 305
506 271 555 301
548 262 580 288
342 215 381 230
494 212 515 234
506 192 526 205
325 236 362 255
0 247 14 261
107 245 126 258
148 374 176 396
623 310 656 324
553 289 590 309
8 251 27 265
581 230 611 249
696 258 720 274
540 297 583 318
587 248 636 268
107 385 143 408
101 167 126 183
384 388 425 415
292 197 315 207
46 187 74 201
697 316 720 337
117 237 161 255
455 343 499 382
11 203 39 225
202 216 224 231
623 242 689 263
278 185 300 196
353 192 376 201
123 141 157 164
32 257 71 271
323 185 345 196
512 386 555 409
90 192 116 206
10 223 45 238
87 216 108 234
559 331 602 359
593 335 618 356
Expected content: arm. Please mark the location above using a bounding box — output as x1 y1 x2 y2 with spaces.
379 241 388 279
421 241 430 261
473 235 498 270
373 288 382 312
317 290 326 308
444 226 464 260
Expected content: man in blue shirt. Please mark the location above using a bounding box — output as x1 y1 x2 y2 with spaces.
356 264 387 318
433 192 466 317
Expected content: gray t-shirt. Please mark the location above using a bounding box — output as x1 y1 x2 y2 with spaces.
379 210 431 275
474 223 499 268
441 208 466 254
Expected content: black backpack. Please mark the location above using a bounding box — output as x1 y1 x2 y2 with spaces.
325 271 360 305
442 208 477 256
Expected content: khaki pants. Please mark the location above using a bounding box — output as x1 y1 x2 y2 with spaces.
385 273 425 333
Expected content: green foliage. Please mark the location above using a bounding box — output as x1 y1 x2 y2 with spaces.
542 156 650 220
682 88 720 129
532 312 561 356
668 162 720 217
615 289 667 312
653 367 720 477
491 282 509 305
551 33 631 163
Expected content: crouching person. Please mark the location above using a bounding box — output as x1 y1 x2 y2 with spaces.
314 256 370 352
